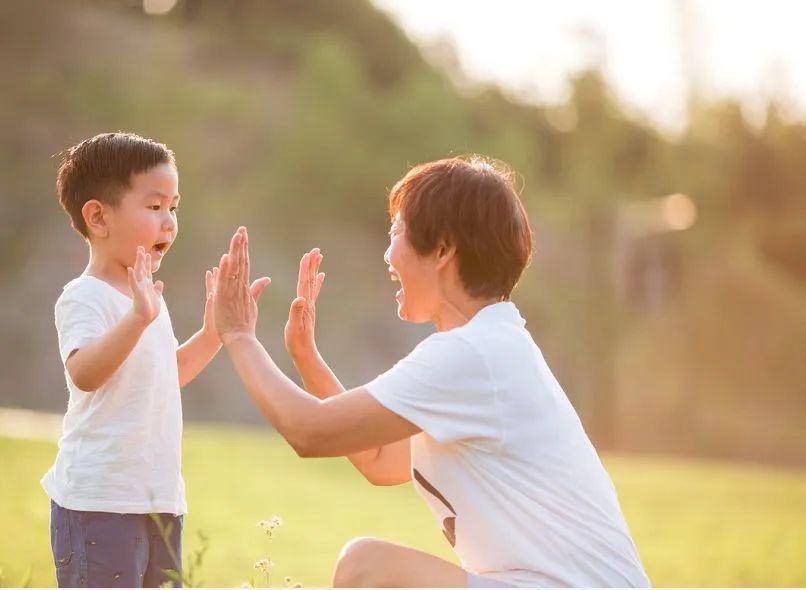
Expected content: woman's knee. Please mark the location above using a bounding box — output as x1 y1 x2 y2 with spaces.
332 536 389 587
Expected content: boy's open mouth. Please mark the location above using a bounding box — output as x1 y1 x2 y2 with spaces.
152 241 170 257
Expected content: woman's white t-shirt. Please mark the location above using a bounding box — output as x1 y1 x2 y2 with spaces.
365 302 649 587
41 276 187 515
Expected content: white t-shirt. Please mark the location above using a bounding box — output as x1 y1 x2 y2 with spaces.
41 275 187 515
365 302 649 588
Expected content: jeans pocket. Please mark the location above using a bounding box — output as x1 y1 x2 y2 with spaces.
50 501 74 569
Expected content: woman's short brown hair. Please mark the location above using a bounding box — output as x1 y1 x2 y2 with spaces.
56 132 175 238
388 156 533 300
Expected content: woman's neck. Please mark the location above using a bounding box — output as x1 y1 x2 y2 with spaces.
432 293 501 332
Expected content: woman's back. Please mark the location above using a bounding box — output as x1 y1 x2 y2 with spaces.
367 301 650 587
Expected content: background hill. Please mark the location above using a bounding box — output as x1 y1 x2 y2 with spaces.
1 0 805 464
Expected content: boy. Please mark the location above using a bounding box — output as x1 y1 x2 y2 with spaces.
42 132 221 588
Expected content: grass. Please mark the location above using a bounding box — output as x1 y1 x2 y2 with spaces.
1 424 805 587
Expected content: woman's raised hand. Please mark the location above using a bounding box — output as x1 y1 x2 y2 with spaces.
284 247 325 360
214 227 271 345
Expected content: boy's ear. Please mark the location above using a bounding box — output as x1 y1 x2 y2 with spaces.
81 199 109 239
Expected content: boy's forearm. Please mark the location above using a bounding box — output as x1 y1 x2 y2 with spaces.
176 329 221 388
65 310 148 392
292 349 345 399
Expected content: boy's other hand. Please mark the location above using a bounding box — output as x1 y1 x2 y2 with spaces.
202 266 221 344
285 248 325 361
128 246 164 326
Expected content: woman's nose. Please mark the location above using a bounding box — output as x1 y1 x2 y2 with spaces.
383 244 391 266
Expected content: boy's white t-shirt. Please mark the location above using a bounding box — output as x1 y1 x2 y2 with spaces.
365 302 649 588
41 275 187 515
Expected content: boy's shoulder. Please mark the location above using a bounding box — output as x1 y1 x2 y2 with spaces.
56 275 121 310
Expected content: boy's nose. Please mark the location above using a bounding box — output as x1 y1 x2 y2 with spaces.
162 213 177 231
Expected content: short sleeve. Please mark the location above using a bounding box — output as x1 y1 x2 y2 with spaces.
55 297 108 364
365 333 501 444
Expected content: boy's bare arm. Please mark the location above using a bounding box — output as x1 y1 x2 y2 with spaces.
177 329 221 388
67 248 162 392
176 267 222 388
66 310 149 392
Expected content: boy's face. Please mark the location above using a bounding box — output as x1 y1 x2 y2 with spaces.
103 163 180 273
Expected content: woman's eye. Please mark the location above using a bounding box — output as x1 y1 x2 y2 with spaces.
149 205 160 210
170 206 178 213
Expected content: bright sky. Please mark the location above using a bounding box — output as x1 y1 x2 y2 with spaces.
372 0 806 133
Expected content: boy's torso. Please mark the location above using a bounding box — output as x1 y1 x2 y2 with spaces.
42 276 186 515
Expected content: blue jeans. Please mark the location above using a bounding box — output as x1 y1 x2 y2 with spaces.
49 500 183 588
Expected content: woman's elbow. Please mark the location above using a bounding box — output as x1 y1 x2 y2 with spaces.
284 423 324 458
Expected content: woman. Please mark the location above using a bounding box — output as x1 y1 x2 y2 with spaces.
214 157 650 587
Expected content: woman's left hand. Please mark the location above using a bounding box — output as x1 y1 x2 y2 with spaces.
214 227 271 345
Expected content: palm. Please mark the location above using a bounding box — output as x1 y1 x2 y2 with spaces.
285 248 325 358
128 247 163 325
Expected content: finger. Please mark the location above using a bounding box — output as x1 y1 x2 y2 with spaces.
250 277 271 304
289 296 306 322
217 253 230 294
134 247 143 282
296 252 310 298
145 252 153 281
229 230 243 284
310 248 322 278
242 227 250 285
307 248 319 302
314 272 325 301
154 280 164 296
227 229 240 267
205 270 213 298
238 228 248 288
127 266 137 294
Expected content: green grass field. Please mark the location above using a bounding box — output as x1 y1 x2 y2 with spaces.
2 424 805 587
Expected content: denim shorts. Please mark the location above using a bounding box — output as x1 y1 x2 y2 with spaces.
49 500 183 588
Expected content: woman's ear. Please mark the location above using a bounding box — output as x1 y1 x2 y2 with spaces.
435 241 456 270
81 199 109 239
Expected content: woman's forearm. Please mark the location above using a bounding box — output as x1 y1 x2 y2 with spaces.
292 349 389 481
224 333 323 453
292 349 345 399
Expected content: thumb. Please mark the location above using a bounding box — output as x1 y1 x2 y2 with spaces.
250 277 271 303
289 296 306 324
154 280 164 296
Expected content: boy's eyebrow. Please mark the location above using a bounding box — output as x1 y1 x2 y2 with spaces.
146 191 181 201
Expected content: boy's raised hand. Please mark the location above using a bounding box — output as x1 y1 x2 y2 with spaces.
284 247 325 360
128 246 164 326
202 266 221 343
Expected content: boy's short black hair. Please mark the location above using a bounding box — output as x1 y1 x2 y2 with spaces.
56 132 175 237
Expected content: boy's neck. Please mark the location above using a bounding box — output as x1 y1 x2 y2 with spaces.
84 245 131 296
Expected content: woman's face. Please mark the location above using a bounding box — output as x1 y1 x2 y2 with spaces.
384 215 440 323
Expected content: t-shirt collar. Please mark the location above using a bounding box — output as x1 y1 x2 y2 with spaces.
470 301 525 327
